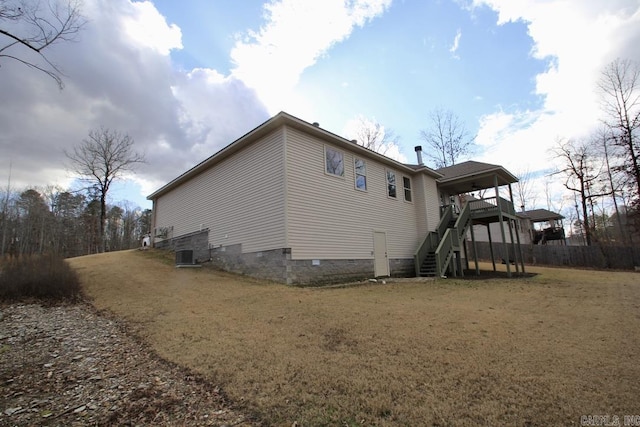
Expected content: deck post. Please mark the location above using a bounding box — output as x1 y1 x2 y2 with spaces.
487 223 496 272
507 218 519 273
495 175 511 277
508 183 525 274
470 221 480 275
514 219 525 273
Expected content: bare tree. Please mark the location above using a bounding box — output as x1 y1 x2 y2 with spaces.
0 160 12 255
551 138 610 246
419 107 476 169
66 127 145 252
348 116 400 156
591 125 629 243
598 58 640 202
514 167 538 212
0 0 85 88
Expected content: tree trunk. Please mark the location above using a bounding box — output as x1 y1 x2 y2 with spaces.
100 192 107 253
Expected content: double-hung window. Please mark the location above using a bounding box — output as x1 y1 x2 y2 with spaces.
386 170 397 198
403 176 412 202
325 146 344 177
354 158 367 191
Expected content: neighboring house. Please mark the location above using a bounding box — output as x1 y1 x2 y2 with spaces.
520 209 566 245
471 208 566 246
148 112 524 284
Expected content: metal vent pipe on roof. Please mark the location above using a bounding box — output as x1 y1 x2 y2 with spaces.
414 145 424 165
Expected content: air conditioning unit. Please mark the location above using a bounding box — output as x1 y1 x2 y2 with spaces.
175 249 195 265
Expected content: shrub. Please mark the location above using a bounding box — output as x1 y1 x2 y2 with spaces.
0 254 82 302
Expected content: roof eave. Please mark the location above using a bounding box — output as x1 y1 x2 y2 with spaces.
437 166 518 185
148 112 441 199
148 112 291 200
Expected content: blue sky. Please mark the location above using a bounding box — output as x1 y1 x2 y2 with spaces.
1 0 639 217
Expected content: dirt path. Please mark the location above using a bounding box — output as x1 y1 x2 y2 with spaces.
0 301 254 426
66 249 640 426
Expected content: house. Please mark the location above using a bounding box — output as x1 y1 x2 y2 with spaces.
520 209 566 245
148 112 524 284
470 208 566 246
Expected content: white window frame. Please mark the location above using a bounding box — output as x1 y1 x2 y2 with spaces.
324 145 345 178
386 169 397 199
403 176 412 202
354 157 367 191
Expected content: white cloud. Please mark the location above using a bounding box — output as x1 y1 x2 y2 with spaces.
0 0 397 208
230 0 392 114
0 0 268 208
120 1 182 55
470 0 640 210
449 28 462 59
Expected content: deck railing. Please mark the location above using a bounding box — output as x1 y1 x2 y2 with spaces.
468 196 515 217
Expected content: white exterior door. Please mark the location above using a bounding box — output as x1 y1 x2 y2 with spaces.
373 231 389 277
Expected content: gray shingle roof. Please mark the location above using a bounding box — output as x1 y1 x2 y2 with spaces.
436 161 510 180
434 160 518 193
521 208 565 222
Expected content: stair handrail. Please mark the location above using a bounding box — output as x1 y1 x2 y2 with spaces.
415 203 472 277
434 228 454 276
414 205 454 277
454 202 471 245
437 205 454 238
434 202 471 276
414 231 438 276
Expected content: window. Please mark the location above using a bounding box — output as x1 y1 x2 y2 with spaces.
354 158 367 190
386 170 397 198
403 176 412 202
325 146 344 177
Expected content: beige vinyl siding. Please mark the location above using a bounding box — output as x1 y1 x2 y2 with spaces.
154 129 286 253
285 127 420 260
412 174 429 238
410 174 440 245
423 176 439 232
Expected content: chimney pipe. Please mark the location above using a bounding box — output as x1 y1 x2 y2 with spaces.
414 145 424 166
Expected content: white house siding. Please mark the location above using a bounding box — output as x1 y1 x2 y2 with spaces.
284 127 420 260
470 221 529 244
154 129 287 253
420 175 440 234
412 175 429 239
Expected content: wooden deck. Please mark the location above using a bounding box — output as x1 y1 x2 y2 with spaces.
468 196 518 224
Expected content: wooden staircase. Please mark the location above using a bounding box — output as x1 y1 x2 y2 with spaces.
418 252 437 277
414 203 471 278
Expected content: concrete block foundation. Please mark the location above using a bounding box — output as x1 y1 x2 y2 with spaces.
156 232 416 285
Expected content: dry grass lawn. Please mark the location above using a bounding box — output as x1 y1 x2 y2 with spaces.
69 250 640 426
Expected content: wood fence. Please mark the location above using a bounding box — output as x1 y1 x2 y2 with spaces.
468 241 640 270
